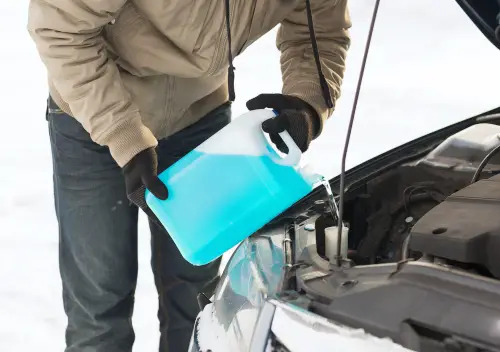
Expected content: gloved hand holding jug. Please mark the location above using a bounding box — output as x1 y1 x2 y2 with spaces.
247 94 322 153
123 147 169 226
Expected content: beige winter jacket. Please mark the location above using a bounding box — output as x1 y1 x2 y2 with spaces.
27 0 351 167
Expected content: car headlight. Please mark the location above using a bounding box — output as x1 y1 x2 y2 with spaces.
193 229 287 352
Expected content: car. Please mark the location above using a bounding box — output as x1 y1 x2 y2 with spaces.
189 1 500 351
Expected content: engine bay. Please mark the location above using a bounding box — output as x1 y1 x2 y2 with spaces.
283 122 500 351
329 123 500 273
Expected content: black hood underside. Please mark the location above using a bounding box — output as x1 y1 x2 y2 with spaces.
456 0 500 49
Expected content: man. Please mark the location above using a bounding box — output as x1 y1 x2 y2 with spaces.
27 0 351 351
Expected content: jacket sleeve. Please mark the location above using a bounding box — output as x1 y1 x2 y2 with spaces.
27 0 157 167
277 0 351 136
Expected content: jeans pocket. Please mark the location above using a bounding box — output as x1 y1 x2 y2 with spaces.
47 97 113 164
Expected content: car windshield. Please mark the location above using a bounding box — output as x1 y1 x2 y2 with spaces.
233 0 500 179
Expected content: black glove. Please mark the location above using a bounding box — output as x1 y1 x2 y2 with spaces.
123 148 168 226
246 94 320 153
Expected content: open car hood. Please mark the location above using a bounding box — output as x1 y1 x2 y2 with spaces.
456 0 500 49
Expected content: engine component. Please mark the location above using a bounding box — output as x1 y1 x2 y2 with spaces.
410 173 500 279
296 261 500 352
471 143 500 183
350 165 460 265
421 123 500 170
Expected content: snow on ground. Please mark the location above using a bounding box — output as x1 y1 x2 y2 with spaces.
1 0 500 351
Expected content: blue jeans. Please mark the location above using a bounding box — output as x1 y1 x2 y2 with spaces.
47 98 231 352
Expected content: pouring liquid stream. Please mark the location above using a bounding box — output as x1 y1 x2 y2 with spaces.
320 177 340 223
318 176 346 264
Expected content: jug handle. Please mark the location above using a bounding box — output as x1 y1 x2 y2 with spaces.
273 130 302 166
264 109 302 167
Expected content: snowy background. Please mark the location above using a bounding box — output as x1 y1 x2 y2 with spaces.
1 0 500 350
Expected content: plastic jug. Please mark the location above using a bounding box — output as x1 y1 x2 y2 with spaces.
145 109 317 266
